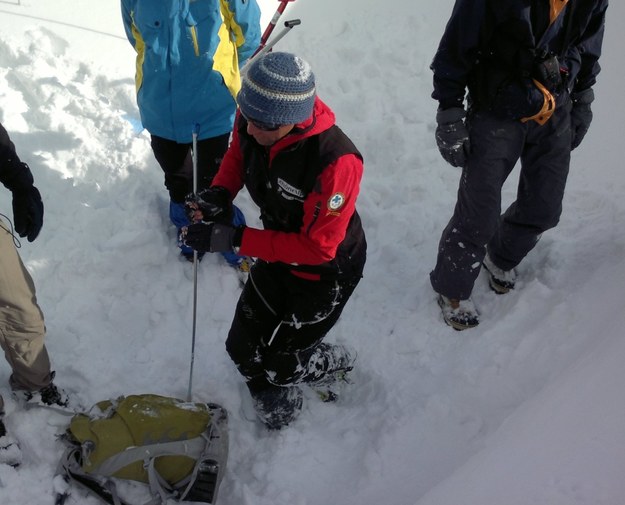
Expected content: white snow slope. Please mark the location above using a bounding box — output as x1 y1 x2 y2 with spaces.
0 1 624 504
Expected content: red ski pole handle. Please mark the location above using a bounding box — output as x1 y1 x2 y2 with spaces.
255 0 296 55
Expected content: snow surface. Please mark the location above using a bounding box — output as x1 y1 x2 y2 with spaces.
0 1 624 504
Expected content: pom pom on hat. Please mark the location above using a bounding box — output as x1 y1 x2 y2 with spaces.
238 52 316 126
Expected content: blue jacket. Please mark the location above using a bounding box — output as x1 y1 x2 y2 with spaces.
121 0 261 142
431 0 608 114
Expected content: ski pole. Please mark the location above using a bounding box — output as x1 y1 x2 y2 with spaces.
243 19 301 73
254 0 297 58
187 123 200 401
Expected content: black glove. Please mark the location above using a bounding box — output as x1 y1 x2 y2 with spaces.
12 186 44 242
182 222 244 253
435 107 470 168
570 88 594 150
185 186 232 224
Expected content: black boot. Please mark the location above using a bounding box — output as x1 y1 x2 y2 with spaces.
247 382 303 430
0 415 22 467
303 343 356 387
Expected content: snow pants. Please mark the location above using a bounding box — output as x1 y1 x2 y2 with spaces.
430 100 572 300
225 260 361 393
0 219 51 413
150 133 230 203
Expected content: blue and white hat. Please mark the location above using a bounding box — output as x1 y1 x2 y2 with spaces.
238 52 316 127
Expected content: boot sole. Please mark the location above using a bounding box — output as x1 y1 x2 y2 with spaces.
437 295 479 331
487 275 513 295
482 262 515 294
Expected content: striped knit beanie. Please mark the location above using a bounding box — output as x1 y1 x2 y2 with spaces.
238 52 316 126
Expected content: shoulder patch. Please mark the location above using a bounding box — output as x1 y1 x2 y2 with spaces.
327 192 345 212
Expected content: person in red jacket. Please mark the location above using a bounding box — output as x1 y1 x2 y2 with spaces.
183 52 366 430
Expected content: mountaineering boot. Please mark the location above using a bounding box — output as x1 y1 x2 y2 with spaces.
482 252 516 294
229 255 255 285
0 414 22 467
303 343 357 402
249 384 303 430
12 372 70 409
438 294 479 330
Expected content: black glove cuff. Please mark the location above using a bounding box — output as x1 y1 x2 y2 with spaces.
233 227 245 248
436 107 466 125
572 88 594 105
4 162 35 193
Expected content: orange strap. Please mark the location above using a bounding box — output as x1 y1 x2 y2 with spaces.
522 1 569 125
550 0 570 25
521 79 556 125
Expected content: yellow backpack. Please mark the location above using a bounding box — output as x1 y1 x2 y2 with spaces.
55 394 228 505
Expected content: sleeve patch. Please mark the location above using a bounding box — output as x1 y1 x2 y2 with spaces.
327 192 345 212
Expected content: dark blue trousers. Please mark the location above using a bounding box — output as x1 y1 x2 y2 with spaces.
431 101 573 300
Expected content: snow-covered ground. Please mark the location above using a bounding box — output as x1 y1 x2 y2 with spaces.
0 1 624 504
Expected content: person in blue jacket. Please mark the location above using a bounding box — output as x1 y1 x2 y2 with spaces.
121 0 261 269
429 0 608 330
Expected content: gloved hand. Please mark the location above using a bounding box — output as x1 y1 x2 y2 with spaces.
181 222 244 253
12 186 44 242
435 107 470 168
185 186 232 224
570 88 594 150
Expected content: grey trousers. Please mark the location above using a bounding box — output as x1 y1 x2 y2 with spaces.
430 101 573 300
0 218 51 412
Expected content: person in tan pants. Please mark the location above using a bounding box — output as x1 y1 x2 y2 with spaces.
0 122 68 466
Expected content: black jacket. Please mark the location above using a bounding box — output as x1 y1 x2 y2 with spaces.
0 122 34 192
431 0 608 114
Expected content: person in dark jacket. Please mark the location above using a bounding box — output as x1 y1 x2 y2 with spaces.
0 123 68 466
182 52 367 429
121 0 261 272
430 0 608 330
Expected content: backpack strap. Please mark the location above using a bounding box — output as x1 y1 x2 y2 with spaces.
95 436 208 476
55 446 132 505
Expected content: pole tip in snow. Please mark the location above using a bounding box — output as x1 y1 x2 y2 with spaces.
285 19 301 28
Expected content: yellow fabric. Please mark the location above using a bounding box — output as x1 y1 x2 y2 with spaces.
213 0 243 100
130 13 145 92
190 26 200 57
69 394 212 484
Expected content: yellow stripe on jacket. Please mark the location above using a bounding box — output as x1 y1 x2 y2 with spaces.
213 0 244 100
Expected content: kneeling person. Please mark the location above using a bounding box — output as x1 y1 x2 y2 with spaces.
183 52 366 429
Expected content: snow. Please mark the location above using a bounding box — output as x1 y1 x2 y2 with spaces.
0 0 624 504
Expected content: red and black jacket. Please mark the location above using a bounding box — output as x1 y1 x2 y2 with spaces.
213 97 366 279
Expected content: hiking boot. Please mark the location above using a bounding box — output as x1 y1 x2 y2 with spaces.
311 368 353 403
437 294 479 330
249 385 303 430
13 377 70 409
302 343 356 402
306 344 357 384
0 415 22 467
230 256 255 285
482 252 516 294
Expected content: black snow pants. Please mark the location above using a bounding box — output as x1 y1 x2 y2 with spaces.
150 134 230 202
430 99 573 300
225 260 361 392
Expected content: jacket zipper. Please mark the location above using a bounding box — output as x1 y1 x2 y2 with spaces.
306 202 321 235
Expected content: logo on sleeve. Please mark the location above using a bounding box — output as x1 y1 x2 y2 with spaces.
327 193 345 214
